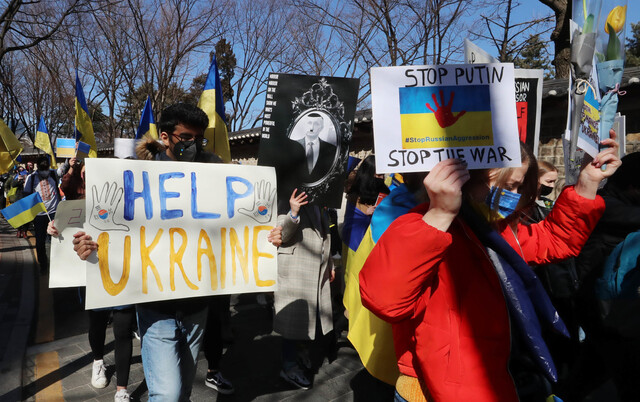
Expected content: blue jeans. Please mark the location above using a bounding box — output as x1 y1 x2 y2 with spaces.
136 304 208 401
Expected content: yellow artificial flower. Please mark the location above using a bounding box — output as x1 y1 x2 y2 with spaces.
605 5 627 34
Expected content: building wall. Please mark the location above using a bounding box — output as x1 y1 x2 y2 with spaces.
538 134 640 192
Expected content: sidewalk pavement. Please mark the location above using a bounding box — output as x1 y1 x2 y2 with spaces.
21 296 394 402
0 218 36 402
0 216 395 401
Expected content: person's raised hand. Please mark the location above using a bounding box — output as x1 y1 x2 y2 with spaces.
289 189 308 217
72 231 98 260
576 129 622 199
422 158 470 232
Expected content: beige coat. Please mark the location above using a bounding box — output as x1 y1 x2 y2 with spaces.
273 205 333 340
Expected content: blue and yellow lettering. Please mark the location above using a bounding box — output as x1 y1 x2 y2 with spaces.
159 172 184 220
191 172 220 219
123 170 153 221
226 176 253 218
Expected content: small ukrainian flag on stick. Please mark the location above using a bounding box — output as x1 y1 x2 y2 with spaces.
1 192 48 228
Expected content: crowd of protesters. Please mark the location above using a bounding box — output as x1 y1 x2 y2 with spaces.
6 100 640 402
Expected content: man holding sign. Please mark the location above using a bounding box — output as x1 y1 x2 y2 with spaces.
73 104 231 400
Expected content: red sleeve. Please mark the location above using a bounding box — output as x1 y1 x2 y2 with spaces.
505 186 605 265
359 205 452 323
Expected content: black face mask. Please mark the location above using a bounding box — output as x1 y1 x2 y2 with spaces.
173 140 199 162
539 184 553 197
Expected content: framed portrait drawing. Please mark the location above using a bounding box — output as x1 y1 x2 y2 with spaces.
258 74 360 209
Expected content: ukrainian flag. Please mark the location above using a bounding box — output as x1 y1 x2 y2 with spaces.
198 56 230 162
385 173 404 191
1 192 47 228
399 85 493 149
0 118 23 174
136 96 158 140
343 184 418 385
75 72 97 158
34 117 57 169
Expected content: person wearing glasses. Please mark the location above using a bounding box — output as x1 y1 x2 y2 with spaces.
73 103 232 401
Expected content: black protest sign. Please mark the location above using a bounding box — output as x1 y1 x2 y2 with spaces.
258 73 360 209
514 70 543 156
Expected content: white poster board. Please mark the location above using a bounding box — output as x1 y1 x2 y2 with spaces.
49 200 87 287
84 158 278 309
463 40 543 157
464 38 499 64
371 63 521 173
114 138 137 159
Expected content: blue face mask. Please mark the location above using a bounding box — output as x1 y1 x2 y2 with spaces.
485 186 521 219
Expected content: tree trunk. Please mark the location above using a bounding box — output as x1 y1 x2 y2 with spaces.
540 0 571 78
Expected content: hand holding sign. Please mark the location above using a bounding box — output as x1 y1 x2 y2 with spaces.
425 89 466 128
238 180 277 223
89 182 130 232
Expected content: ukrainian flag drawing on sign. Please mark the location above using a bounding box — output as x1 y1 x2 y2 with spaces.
399 85 493 149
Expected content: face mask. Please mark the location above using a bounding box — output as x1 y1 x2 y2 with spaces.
173 140 199 162
485 186 521 219
539 184 553 197
38 170 50 179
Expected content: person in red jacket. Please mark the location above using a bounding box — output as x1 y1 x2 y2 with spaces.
359 133 621 402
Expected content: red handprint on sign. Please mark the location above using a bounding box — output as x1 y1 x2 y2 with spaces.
425 90 466 128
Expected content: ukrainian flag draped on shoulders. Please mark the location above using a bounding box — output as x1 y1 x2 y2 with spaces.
35 117 57 169
343 183 419 385
75 72 97 158
0 118 23 173
198 56 230 162
136 96 158 140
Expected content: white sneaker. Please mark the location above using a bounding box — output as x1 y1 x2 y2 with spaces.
114 389 130 402
91 359 108 388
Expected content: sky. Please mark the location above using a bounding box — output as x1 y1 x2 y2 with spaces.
472 1 639 63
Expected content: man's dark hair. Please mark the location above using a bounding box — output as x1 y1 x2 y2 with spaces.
36 156 50 170
158 103 209 134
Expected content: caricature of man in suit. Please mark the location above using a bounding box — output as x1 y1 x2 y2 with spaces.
293 112 336 183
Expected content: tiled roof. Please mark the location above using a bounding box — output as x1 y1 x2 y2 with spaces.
225 66 640 142
542 66 640 97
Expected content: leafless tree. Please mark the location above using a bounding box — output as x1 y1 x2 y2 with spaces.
0 0 87 65
223 0 300 131
539 0 571 78
125 0 227 113
475 0 553 62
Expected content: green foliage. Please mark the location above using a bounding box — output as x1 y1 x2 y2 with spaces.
626 22 640 67
215 38 236 103
188 38 237 104
120 82 191 137
606 23 622 61
513 34 554 78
